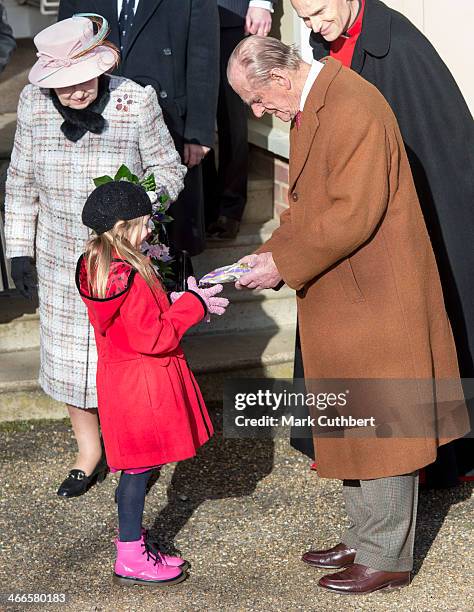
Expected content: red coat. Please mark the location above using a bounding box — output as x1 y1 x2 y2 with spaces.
76 256 213 470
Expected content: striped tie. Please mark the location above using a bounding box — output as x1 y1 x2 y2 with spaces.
294 111 302 130
118 0 136 53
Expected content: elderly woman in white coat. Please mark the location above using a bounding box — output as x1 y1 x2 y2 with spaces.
5 14 186 497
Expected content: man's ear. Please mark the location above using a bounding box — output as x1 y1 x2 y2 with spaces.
270 68 292 90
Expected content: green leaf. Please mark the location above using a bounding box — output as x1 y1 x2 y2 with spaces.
160 214 173 223
93 175 113 187
114 164 139 183
140 173 157 191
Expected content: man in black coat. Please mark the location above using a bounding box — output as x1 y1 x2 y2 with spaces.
0 1 15 74
58 0 219 262
291 0 474 487
204 0 278 240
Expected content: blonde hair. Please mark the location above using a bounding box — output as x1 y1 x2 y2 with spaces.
84 216 158 299
228 36 302 87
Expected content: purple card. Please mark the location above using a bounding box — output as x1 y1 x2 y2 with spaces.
199 262 252 286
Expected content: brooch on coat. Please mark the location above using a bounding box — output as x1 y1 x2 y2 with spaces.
115 94 134 112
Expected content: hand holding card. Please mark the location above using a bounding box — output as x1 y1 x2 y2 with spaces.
198 262 253 287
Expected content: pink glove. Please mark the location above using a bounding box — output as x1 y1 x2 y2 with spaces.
170 291 184 303
187 276 229 316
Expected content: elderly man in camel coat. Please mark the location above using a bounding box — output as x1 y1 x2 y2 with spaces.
227 36 469 595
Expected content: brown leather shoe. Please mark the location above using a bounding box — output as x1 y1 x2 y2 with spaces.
302 543 356 569
318 563 410 594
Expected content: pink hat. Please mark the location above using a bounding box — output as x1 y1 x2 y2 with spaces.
28 14 118 88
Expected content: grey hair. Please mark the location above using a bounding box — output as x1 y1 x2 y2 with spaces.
227 36 302 87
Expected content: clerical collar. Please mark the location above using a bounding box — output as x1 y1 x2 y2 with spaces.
341 0 364 38
299 60 325 112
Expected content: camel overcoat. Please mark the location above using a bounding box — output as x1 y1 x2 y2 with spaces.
260 58 469 480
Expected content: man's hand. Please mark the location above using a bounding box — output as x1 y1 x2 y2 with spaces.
245 7 272 36
184 144 210 168
235 251 282 290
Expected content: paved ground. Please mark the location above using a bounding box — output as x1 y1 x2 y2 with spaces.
0 409 472 612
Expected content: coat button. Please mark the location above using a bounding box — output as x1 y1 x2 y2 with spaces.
291 192 298 202
159 90 168 99
163 48 172 55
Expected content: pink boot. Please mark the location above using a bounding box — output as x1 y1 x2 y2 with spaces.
142 529 190 570
113 528 189 570
114 536 186 587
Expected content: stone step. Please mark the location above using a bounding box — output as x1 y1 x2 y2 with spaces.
0 311 40 351
0 295 39 351
241 174 273 223
194 244 260 279
0 237 292 351
0 284 296 345
0 284 296 346
0 327 296 419
203 219 278 250
194 218 277 281
187 284 296 335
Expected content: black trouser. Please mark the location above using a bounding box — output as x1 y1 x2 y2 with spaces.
167 164 205 258
203 22 248 225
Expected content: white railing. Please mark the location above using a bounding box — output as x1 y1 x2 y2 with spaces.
40 0 59 15
15 0 59 16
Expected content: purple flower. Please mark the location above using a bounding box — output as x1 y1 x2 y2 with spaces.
143 242 171 262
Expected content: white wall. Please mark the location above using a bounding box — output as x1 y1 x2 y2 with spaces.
3 0 55 38
258 0 473 158
383 0 473 113
292 0 473 114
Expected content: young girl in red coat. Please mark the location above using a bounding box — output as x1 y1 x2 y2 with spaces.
76 181 229 587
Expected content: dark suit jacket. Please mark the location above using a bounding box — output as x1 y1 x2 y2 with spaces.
58 0 219 149
0 2 16 73
218 0 278 27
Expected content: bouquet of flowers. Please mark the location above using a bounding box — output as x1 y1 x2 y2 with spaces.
93 164 174 280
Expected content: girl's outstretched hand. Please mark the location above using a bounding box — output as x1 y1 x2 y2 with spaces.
170 291 184 303
187 277 229 316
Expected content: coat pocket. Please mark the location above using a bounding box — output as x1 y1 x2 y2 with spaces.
336 258 365 303
174 95 187 117
103 360 159 458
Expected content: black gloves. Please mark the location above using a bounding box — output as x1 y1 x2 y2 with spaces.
10 256 37 299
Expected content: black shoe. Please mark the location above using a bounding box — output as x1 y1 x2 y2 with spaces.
57 456 108 498
207 216 240 241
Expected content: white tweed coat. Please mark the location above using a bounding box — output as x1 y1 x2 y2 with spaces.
5 76 186 408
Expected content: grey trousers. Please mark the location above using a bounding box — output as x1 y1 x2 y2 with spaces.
341 472 419 572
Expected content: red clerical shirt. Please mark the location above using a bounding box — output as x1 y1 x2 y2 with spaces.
330 0 365 67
